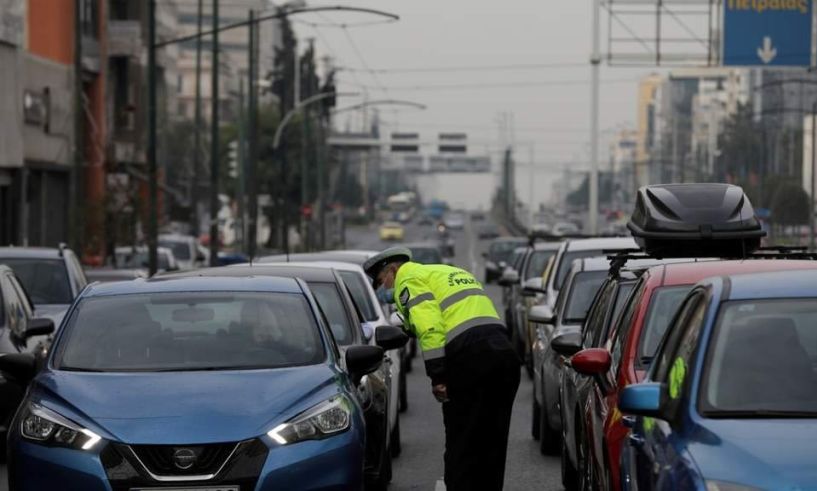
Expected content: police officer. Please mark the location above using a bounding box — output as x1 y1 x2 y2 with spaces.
364 247 520 491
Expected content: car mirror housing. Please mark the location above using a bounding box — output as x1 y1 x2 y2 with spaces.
619 383 666 419
497 269 520 287
528 305 555 325
571 348 612 375
551 331 583 357
346 345 384 384
0 353 37 382
26 318 55 338
375 325 409 351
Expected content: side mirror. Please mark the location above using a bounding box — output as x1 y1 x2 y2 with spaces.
528 305 555 325
521 277 546 297
375 325 409 351
550 330 583 357
571 348 611 375
498 261 508 270
0 353 37 382
389 311 404 327
619 383 666 419
346 345 384 384
497 269 520 287
481 252 488 259
26 318 55 338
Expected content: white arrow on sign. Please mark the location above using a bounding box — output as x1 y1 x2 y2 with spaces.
757 36 777 64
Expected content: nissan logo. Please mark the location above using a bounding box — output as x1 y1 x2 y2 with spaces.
173 448 197 470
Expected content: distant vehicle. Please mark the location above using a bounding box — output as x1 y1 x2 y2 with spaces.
114 246 180 274
477 223 500 239
427 200 449 220
379 222 405 242
84 268 147 283
387 193 415 223
552 222 581 236
417 213 434 226
0 245 87 328
483 237 528 283
158 234 205 270
3 275 398 490
405 242 444 265
215 251 250 266
0 265 55 460
530 223 551 235
443 212 466 230
471 210 486 221
259 250 376 266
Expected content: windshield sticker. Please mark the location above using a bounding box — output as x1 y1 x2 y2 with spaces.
669 357 686 400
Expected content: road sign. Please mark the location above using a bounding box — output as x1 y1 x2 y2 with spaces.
723 0 813 66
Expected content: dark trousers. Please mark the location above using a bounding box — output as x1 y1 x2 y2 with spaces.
442 326 521 491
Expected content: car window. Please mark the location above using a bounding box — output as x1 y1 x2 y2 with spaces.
9 275 33 318
56 292 325 372
489 241 526 263
410 247 442 264
67 251 88 291
609 279 645 373
638 285 694 365
563 271 607 324
701 299 817 415
555 249 605 291
338 271 378 322
652 292 705 383
307 282 355 346
0 275 5 324
524 250 557 280
159 240 193 261
0 258 73 305
582 279 615 347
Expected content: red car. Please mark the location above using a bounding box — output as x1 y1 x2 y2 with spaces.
571 259 817 491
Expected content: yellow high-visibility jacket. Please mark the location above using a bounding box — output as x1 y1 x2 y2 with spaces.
393 262 501 383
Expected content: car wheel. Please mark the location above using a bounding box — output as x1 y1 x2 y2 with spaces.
577 430 593 491
531 396 541 440
399 368 408 413
538 398 560 455
390 418 402 458
366 427 392 491
561 432 579 491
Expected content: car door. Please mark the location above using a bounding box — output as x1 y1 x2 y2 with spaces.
633 290 707 491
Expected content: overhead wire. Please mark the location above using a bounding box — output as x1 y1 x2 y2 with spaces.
335 62 587 74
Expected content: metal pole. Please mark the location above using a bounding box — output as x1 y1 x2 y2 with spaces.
281 142 290 257
247 9 259 258
147 0 158 275
589 0 601 235
237 79 246 253
190 0 203 237
209 0 220 266
811 101 816 251
71 0 83 254
528 144 535 228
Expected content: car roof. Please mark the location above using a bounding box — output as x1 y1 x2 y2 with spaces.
0 247 64 259
573 256 613 272
170 264 339 282
532 242 562 251
564 237 637 251
84 275 302 297
724 269 817 300
652 259 817 287
258 251 375 265
251 261 365 275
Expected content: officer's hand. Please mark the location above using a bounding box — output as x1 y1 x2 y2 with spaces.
432 384 449 403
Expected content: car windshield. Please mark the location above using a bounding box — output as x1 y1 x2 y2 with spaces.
307 282 356 346
564 271 607 323
338 271 378 322
489 241 526 263
524 250 557 280
410 247 442 264
159 240 192 260
638 286 693 362
0 258 72 305
56 292 324 372
701 299 817 416
555 250 608 290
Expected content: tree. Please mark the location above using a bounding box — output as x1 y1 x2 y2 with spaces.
715 103 764 182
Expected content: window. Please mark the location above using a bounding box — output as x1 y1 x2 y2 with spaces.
652 292 704 383
9 276 33 319
307 283 355 346
610 280 645 373
56 292 324 372
338 271 377 322
637 286 694 365
0 258 72 305
524 250 557 280
582 279 614 348
555 249 605 291
563 271 607 324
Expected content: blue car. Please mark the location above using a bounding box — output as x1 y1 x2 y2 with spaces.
3 276 401 490
619 269 817 491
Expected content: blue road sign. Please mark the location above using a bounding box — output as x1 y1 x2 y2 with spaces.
723 0 813 66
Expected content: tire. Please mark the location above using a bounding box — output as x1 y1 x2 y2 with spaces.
399 367 408 413
538 397 560 455
390 418 402 458
366 428 393 491
531 397 541 440
561 433 579 491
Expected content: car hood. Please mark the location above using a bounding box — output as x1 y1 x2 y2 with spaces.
686 419 817 488
33 304 69 328
32 365 341 444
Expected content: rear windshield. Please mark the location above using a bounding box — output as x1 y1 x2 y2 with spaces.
1 258 72 305
701 299 817 416
564 271 607 324
489 241 526 263
555 250 605 291
159 241 192 260
638 286 693 363
339 271 378 322
56 292 324 372
308 282 356 346
524 250 557 280
410 247 442 265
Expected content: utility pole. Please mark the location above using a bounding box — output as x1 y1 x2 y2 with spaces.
589 0 601 235
247 9 259 258
237 79 246 252
190 0 204 237
209 0 220 266
147 0 158 275
71 0 83 254
811 101 816 251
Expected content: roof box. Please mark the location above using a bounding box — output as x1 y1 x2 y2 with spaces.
627 183 765 258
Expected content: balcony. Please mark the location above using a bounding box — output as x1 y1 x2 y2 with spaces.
108 20 143 58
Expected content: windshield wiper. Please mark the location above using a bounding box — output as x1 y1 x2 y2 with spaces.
706 409 817 419
153 365 274 372
59 366 107 373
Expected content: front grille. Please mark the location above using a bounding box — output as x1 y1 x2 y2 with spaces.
130 442 238 477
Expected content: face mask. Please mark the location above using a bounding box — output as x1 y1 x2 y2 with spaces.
377 286 395 304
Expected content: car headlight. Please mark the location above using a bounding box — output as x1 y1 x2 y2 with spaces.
21 403 102 451
706 481 763 491
267 395 352 445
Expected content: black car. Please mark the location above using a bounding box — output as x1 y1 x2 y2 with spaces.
168 265 406 490
0 265 55 460
405 242 445 265
483 237 528 283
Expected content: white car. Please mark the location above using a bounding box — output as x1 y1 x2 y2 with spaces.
159 234 204 270
114 246 180 274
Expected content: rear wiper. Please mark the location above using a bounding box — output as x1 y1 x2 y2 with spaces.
706 410 817 419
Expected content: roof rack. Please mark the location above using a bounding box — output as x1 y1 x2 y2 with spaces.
604 249 655 277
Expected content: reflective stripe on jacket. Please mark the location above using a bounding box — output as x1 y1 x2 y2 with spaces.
393 262 501 383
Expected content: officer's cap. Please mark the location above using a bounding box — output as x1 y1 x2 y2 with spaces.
363 247 412 288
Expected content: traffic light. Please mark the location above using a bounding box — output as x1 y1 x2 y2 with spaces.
228 140 239 179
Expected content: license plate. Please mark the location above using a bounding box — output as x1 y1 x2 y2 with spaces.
132 487 239 491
